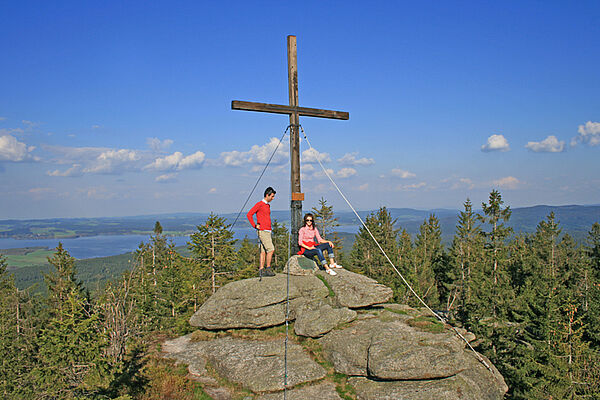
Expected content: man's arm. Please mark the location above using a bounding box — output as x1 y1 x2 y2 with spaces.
247 202 260 229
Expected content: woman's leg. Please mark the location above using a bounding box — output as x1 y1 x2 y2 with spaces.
316 243 336 266
304 247 336 275
303 248 327 268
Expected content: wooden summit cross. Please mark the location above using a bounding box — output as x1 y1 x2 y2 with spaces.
232 35 349 253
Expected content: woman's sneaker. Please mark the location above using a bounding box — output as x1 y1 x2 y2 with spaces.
326 269 337 276
331 263 343 269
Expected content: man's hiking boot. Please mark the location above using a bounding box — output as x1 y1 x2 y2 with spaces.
263 267 276 277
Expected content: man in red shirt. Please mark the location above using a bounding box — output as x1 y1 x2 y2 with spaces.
247 187 276 277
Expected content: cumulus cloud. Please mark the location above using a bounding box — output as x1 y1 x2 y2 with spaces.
390 168 416 178
302 148 331 163
47 164 83 177
220 137 288 167
338 152 375 166
525 135 565 153
481 134 510 152
155 173 177 182
0 134 38 162
145 151 205 171
493 176 521 189
337 167 357 178
358 183 369 191
83 149 141 174
147 137 174 152
571 121 600 147
208 188 217 194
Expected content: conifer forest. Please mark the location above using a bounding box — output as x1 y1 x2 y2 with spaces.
1 190 600 399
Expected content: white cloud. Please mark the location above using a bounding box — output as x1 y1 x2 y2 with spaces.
83 149 141 174
145 151 205 171
302 164 316 172
481 134 510 152
155 173 177 182
0 117 6 121
92 125 101 129
571 121 600 146
396 182 426 191
525 135 565 153
44 145 110 164
47 164 82 177
301 148 331 163
220 137 288 167
391 168 416 179
208 188 217 194
29 187 55 195
22 120 39 129
178 151 205 170
358 183 369 191
0 134 38 162
450 177 475 190
493 176 521 189
337 167 357 178
147 137 174 151
338 152 375 166
83 186 117 200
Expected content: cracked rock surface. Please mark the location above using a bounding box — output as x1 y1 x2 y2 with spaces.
166 265 507 399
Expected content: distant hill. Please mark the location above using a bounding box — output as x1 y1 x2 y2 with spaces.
1 205 598 244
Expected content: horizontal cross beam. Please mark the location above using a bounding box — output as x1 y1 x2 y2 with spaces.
231 100 349 120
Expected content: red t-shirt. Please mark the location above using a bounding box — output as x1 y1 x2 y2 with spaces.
247 200 272 231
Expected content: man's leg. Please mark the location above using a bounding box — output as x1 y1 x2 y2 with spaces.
259 250 266 270
266 250 274 268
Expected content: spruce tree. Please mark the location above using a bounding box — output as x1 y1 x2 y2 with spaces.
349 207 403 297
34 244 110 399
188 213 237 294
477 190 514 318
413 214 445 307
449 199 483 318
0 256 36 397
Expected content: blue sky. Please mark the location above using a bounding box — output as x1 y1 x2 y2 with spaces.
1 1 599 219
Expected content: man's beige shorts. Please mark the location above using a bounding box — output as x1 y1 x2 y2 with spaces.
258 230 275 253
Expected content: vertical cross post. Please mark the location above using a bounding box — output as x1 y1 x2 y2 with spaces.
287 36 302 255
231 35 349 257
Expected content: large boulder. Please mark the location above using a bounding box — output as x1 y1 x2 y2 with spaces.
283 255 319 276
166 263 507 399
294 300 356 338
163 334 326 394
257 382 341 400
317 268 393 308
319 307 507 398
205 337 326 393
190 274 328 329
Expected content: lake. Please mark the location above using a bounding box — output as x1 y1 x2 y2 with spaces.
0 226 359 259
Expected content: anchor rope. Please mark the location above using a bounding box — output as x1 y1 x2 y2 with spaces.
299 125 495 375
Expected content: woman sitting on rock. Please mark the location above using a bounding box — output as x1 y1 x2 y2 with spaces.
297 213 342 276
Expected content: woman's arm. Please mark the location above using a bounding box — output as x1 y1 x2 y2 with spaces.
315 228 334 247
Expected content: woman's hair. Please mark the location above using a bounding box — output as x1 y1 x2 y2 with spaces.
302 213 315 228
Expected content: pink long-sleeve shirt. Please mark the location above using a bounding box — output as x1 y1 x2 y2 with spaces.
298 226 323 248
